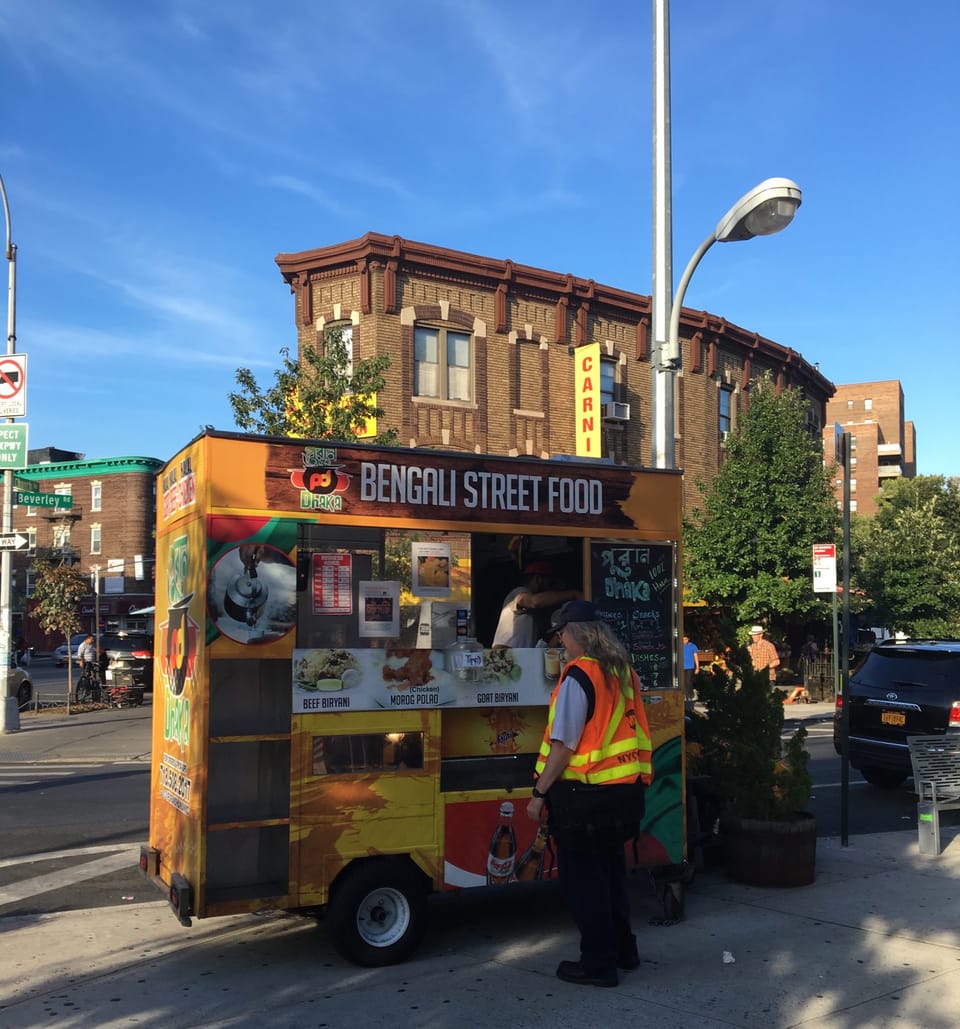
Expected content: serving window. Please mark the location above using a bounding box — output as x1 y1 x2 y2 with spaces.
311 732 424 776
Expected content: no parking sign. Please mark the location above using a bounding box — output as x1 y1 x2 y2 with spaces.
0 354 27 418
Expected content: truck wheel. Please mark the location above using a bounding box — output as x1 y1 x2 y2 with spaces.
326 860 428 967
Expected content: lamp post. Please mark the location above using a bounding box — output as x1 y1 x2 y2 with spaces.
0 173 17 732
652 177 803 469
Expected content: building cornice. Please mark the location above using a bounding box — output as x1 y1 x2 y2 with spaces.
25 456 164 481
275 232 834 396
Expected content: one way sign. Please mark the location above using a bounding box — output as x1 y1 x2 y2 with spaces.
0 532 30 551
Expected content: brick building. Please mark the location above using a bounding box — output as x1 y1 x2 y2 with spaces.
12 450 163 649
822 380 916 517
276 233 834 512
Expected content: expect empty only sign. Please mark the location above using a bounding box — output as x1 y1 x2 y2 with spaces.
0 424 28 469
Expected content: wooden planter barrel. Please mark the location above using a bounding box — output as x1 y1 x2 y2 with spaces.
720 811 816 887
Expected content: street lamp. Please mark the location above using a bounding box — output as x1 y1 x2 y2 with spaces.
0 173 18 732
653 177 803 468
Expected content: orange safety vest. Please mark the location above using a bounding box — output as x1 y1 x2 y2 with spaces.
535 656 653 786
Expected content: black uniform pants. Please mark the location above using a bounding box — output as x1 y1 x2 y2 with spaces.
556 834 634 976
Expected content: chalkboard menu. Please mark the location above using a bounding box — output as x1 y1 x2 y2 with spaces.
590 541 676 691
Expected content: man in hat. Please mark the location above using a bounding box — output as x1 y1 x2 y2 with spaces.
492 560 581 649
747 625 780 683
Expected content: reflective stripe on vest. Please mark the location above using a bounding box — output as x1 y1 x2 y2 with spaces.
535 656 653 785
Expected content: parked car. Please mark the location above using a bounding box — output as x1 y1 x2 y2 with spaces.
100 632 154 692
834 639 960 788
54 633 89 667
5 666 32 711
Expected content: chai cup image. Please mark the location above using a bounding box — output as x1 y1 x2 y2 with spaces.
543 647 563 679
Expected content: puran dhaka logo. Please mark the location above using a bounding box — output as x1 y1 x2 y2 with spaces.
289 446 351 512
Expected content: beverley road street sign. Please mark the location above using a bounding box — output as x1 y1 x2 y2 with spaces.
14 490 73 509
0 533 30 551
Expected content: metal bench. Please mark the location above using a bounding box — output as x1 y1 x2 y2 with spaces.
907 735 960 855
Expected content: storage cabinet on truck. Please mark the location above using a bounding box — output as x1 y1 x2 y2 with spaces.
141 430 685 964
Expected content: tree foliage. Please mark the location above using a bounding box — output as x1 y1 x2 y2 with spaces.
228 328 400 445
31 561 89 697
851 476 960 637
683 373 839 632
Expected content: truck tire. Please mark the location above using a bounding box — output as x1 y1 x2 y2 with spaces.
326 859 428 967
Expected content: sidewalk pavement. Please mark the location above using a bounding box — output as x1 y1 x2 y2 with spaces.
11 698 960 1028
0 702 152 763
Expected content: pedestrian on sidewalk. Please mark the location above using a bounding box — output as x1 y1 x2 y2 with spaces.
747 625 780 683
527 600 652 989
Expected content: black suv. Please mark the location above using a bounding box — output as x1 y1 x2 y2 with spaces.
100 632 154 692
834 639 960 788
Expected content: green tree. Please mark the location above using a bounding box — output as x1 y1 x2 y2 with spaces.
31 561 89 708
683 373 839 634
851 476 960 636
229 327 400 445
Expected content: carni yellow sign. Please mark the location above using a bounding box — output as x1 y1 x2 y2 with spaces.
574 342 601 457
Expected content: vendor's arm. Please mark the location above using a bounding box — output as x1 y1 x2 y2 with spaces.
517 587 582 611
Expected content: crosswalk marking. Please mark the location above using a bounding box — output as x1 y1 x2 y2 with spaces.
0 845 142 906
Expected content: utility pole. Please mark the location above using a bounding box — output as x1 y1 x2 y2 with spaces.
1 172 19 732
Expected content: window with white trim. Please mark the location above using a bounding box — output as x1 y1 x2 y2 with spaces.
864 398 872 411
91 524 102 555
91 481 102 512
414 325 472 401
25 569 36 597
27 527 36 555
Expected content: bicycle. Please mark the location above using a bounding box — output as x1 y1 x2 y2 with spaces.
75 665 103 704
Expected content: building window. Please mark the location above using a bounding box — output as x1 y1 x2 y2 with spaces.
850 499 858 512
91 524 102 555
25 569 36 597
850 456 857 467
600 359 616 406
850 435 857 450
53 523 72 559
864 398 873 411
27 527 36 555
414 325 472 401
850 478 857 492
323 324 353 379
846 400 853 409
719 386 733 437
91 481 102 512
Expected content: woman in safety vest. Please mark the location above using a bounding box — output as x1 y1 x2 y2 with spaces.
527 599 653 988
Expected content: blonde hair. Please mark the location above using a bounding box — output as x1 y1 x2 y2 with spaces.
562 619 634 694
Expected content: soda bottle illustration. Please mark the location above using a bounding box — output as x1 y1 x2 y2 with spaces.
486 801 517 885
514 824 549 881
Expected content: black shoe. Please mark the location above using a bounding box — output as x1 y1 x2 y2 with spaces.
555 960 618 988
617 951 641 971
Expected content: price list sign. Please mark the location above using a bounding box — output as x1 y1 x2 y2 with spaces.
312 553 353 615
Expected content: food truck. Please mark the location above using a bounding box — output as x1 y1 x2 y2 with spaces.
140 430 685 965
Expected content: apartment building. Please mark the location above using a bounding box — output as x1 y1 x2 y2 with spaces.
823 380 916 517
12 449 163 649
276 233 834 514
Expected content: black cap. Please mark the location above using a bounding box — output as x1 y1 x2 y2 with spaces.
550 600 599 634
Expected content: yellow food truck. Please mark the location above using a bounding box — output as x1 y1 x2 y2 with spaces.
140 430 685 965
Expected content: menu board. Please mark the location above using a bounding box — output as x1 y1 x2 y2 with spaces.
589 541 676 691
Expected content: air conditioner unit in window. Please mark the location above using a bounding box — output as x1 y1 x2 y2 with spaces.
720 430 730 443
602 402 631 422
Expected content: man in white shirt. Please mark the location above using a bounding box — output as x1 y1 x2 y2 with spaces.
492 561 581 649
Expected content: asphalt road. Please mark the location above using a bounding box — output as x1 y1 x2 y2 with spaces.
1 660 152 917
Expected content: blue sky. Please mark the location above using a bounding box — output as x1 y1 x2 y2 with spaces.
2 0 957 475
